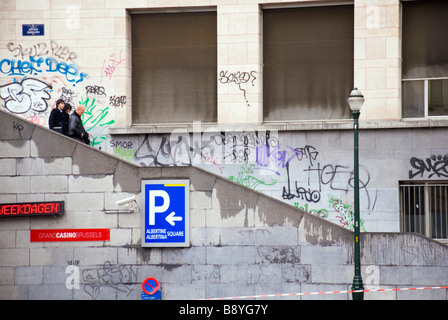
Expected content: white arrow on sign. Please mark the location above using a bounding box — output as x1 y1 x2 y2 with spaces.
166 211 183 226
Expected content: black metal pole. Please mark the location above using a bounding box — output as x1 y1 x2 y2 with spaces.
351 110 364 300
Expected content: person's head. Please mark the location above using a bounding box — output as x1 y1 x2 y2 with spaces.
75 105 86 116
56 99 65 109
63 103 72 114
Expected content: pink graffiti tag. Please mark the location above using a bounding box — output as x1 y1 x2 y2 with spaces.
101 49 125 82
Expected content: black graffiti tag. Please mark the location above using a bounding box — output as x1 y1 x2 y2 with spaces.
218 70 257 106
409 155 448 179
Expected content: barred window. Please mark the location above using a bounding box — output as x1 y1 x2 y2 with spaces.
399 182 448 240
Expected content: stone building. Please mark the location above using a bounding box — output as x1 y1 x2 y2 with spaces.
0 0 447 300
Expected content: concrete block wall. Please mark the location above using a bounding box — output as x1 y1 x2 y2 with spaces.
0 0 404 130
1 110 447 300
104 124 448 234
3 0 448 236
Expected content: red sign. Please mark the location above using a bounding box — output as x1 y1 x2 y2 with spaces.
0 201 64 217
30 228 110 242
142 277 159 295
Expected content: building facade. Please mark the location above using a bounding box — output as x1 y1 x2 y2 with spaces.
1 0 447 241
1 108 448 300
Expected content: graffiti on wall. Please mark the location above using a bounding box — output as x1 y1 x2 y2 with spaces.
82 261 138 299
101 49 125 82
109 95 126 108
0 56 88 84
294 202 329 219
124 129 377 230
229 161 277 190
7 40 78 62
1 41 123 149
0 78 51 114
0 40 383 231
110 139 135 162
408 154 448 179
65 261 138 300
219 70 257 106
79 96 115 147
328 194 366 231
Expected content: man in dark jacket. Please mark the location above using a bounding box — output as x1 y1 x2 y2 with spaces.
69 105 90 144
48 99 65 134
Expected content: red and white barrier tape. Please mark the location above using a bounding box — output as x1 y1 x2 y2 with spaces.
200 286 448 300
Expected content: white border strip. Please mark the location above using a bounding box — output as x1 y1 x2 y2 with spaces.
199 286 448 300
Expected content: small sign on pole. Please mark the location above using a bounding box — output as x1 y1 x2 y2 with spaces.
142 277 161 300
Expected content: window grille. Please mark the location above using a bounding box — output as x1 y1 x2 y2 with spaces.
399 182 448 240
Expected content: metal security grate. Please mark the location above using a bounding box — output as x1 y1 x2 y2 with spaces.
399 182 448 239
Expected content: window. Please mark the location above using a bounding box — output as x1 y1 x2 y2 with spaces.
399 182 448 240
402 0 448 118
262 5 354 121
131 11 217 124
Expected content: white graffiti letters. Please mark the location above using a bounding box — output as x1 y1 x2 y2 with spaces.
0 78 51 114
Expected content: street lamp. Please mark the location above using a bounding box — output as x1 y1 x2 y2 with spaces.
347 88 365 300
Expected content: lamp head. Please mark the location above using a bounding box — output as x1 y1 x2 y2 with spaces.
348 88 365 112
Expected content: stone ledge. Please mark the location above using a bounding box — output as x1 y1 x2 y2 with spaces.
108 118 448 134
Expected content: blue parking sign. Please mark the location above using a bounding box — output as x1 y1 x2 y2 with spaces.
141 180 190 247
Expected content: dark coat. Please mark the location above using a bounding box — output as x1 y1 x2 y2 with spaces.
69 112 90 144
61 113 70 136
48 107 65 133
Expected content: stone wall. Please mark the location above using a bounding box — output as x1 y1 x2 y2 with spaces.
2 0 448 235
0 0 404 125
106 125 448 234
0 110 447 300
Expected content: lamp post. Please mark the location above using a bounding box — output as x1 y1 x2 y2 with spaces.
347 88 365 300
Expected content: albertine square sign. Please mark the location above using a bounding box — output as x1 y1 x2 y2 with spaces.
141 180 190 247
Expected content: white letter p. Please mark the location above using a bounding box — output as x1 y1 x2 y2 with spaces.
149 190 170 225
